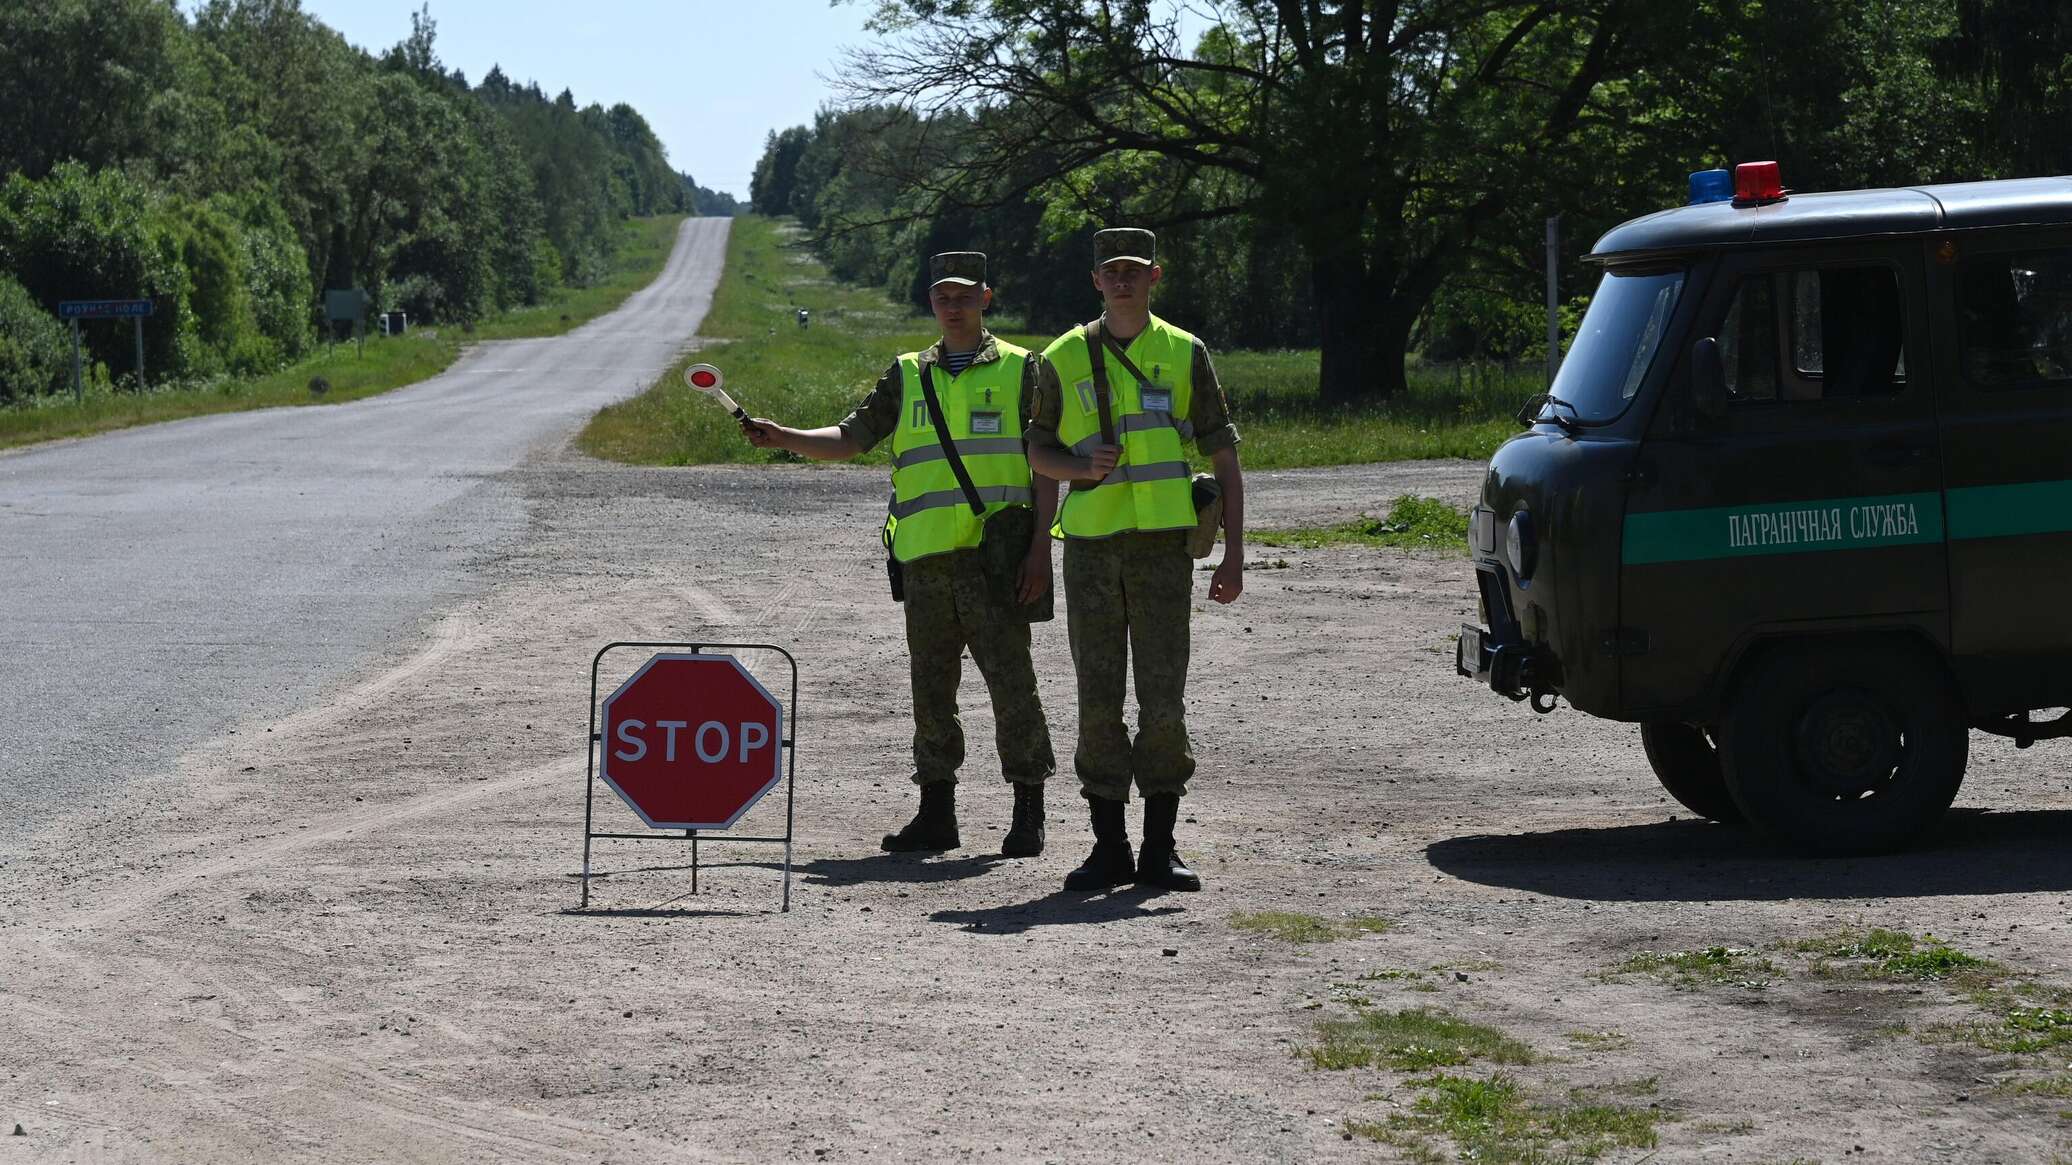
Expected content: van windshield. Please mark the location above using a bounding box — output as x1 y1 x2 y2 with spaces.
1545 268 1686 422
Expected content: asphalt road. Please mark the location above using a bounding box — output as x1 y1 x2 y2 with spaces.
0 217 729 845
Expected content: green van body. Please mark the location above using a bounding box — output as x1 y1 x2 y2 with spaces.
1457 176 2072 853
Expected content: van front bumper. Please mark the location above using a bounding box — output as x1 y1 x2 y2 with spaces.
1455 559 1556 703
1456 621 1548 700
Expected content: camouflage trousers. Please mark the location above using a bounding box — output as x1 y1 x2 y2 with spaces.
1063 529 1195 801
903 548 1055 787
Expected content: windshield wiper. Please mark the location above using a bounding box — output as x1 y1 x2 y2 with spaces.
1515 392 1582 432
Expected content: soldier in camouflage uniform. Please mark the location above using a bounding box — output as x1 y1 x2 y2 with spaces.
741 251 1059 856
1026 228 1246 892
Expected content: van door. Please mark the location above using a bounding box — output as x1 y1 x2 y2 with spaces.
1620 243 1948 719
1935 232 2072 715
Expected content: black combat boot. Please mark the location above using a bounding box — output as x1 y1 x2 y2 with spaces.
1001 783 1045 857
1063 796 1136 890
1136 794 1202 891
881 781 959 852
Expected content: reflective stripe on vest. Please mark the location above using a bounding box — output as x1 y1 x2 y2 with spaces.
1041 315 1198 540
885 342 1033 563
892 436 1029 469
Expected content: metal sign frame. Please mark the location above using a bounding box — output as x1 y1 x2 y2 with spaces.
579 642 799 912
57 299 155 401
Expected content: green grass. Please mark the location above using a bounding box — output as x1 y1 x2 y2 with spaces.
1994 1075 2072 1099
1613 946 1780 991
1358 967 1429 982
1306 1007 1535 1072
1793 928 1996 984
1351 1072 1660 1163
1562 1031 1633 1051
1218 349 1538 469
1229 910 1393 944
1949 1000 2072 1055
1254 494 1469 552
1 215 686 452
578 214 1537 468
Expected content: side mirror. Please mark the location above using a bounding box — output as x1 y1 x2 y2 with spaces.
1690 336 1727 422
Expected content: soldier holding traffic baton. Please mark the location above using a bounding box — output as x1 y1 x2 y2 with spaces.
738 251 1060 857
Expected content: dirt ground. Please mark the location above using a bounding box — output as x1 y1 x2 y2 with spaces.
7 450 2072 1164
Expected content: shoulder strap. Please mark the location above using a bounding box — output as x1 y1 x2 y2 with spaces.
917 362 987 516
1098 325 1155 389
1083 321 1118 448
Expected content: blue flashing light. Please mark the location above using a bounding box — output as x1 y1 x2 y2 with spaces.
1688 169 1734 205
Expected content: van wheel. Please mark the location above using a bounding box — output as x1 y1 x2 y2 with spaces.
1640 723 1743 824
1719 641 1967 855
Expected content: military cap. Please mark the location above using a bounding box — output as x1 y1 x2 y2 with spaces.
1093 227 1156 267
928 251 987 287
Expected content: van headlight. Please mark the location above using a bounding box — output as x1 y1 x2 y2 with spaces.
1506 511 1537 581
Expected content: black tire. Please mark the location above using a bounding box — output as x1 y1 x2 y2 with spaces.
1719 639 1967 856
1640 722 1743 824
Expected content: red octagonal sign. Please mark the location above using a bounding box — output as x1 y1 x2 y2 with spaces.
600 654 785 830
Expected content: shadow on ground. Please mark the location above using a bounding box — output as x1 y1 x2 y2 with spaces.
1427 808 2072 901
799 853 1007 886
930 889 1188 934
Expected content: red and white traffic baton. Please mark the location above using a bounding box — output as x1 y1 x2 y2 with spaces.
685 363 769 439
683 363 748 420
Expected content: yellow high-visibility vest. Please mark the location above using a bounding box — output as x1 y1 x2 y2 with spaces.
1042 315 1197 539
884 344 1034 563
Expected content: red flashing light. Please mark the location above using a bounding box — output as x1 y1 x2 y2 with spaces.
1733 160 1787 206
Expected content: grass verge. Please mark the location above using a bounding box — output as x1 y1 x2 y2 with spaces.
578 214 1536 469
1253 494 1468 553
1 215 685 452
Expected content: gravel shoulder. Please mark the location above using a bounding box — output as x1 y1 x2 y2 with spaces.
5 452 2072 1162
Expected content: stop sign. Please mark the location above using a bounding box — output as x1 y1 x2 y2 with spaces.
599 653 785 830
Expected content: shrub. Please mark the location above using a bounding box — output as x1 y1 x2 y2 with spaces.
0 272 69 402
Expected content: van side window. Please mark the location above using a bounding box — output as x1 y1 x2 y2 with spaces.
1718 274 1778 401
1717 266 1906 402
1959 251 2072 389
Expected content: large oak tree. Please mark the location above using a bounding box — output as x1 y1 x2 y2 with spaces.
843 0 1681 403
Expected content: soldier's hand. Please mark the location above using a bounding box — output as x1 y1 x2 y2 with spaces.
1085 444 1121 481
1016 543 1052 604
1209 556 1244 604
741 417 782 447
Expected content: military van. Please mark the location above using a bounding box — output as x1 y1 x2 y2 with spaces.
1457 162 2072 855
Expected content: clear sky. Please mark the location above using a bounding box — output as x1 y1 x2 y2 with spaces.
279 0 884 199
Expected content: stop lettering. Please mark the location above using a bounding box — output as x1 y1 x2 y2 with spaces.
599 654 784 830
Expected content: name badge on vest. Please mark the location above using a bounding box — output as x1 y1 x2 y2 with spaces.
970 410 1004 435
1139 386 1174 414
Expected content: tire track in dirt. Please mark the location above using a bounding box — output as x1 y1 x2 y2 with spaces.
257 614 482 744
66 756 559 930
4 745 677 1163
677 582 736 627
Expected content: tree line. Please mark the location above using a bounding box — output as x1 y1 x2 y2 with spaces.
751 0 2071 404
0 0 727 402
